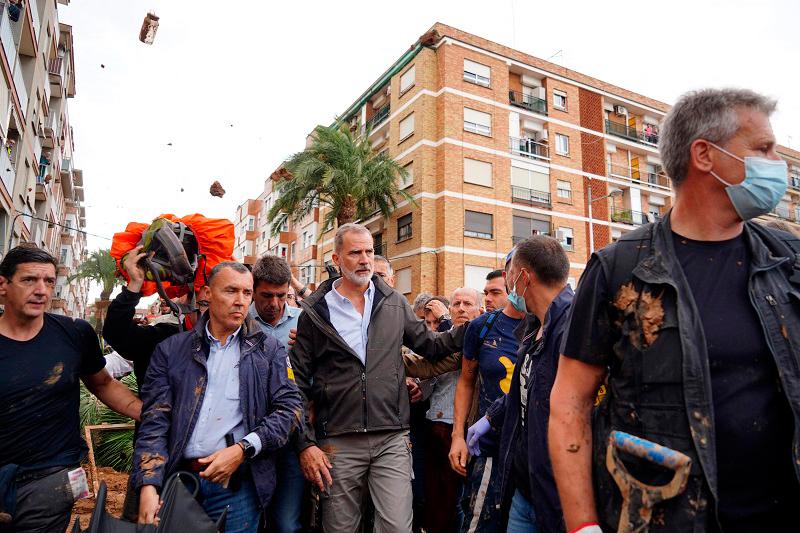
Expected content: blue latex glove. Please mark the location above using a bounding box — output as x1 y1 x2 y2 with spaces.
466 416 491 457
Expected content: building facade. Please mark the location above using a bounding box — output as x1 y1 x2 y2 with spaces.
239 23 800 301
0 0 89 317
233 165 322 290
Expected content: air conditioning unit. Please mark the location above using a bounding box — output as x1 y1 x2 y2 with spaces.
614 105 628 116
555 230 565 242
539 129 549 141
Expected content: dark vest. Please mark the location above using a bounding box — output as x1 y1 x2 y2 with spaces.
591 213 800 532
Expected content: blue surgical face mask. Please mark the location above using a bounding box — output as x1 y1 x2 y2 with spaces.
709 143 788 220
508 270 528 313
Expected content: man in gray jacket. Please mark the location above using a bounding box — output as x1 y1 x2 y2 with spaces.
291 223 466 533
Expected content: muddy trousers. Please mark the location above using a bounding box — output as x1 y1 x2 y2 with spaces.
318 430 413 533
5 466 77 533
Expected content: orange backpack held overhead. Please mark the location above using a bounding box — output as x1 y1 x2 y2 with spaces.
110 214 235 327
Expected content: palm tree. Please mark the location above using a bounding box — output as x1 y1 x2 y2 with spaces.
69 249 122 333
267 123 414 235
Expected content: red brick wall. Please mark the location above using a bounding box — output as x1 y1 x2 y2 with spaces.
579 88 610 252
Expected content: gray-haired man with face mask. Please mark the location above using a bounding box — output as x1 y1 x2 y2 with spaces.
550 88 800 533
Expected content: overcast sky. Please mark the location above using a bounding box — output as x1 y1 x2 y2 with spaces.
60 0 798 271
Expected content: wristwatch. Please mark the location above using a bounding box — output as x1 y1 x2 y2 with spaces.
238 439 257 459
439 313 452 321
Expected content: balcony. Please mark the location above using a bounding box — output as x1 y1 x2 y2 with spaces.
512 185 551 208
509 91 547 115
0 3 17 72
48 56 65 93
611 207 649 226
42 112 58 147
510 136 550 161
607 163 671 190
12 61 26 114
366 105 390 131
605 120 659 147
0 147 14 194
790 175 800 192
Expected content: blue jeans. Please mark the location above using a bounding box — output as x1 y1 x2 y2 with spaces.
198 469 260 533
506 490 539 533
267 445 304 533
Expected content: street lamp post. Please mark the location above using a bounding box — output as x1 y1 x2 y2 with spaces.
587 184 623 254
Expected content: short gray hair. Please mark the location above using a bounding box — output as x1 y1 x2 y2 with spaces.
334 223 372 253
374 255 393 275
207 261 251 285
659 88 777 187
451 287 484 308
412 292 433 314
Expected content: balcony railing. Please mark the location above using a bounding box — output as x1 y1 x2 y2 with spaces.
605 120 660 146
607 163 671 189
0 3 17 72
611 208 650 226
366 105 390 131
510 136 550 161
508 90 547 114
512 185 551 207
28 0 39 41
12 61 26 113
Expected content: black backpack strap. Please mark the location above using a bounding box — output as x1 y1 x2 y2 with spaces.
474 309 502 355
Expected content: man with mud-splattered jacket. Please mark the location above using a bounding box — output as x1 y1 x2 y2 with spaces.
132 262 302 532
549 88 800 533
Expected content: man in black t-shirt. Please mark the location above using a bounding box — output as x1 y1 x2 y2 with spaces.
0 246 142 532
549 88 800 533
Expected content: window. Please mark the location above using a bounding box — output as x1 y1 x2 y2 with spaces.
553 90 568 110
796 205 800 222
556 180 572 199
400 162 414 189
464 210 493 239
399 113 414 141
463 59 491 87
299 264 312 285
464 158 492 187
558 227 574 251
290 242 296 260
555 134 569 156
611 229 622 243
396 267 412 294
280 220 289 232
513 216 551 242
465 265 493 292
302 230 314 248
59 247 68 264
464 108 491 136
397 213 412 241
279 244 288 258
247 217 254 231
400 65 415 94
511 166 549 193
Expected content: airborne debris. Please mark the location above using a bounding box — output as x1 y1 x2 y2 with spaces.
139 12 160 45
209 181 225 198
167 142 173 146
100 64 105 69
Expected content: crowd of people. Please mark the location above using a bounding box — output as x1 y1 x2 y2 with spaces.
1 86 800 533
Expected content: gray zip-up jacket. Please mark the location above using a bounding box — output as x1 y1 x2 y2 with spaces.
290 275 466 449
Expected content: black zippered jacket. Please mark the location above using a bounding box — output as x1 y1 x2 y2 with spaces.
290 275 466 449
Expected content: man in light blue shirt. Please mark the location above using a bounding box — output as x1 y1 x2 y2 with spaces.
249 255 304 533
183 323 262 459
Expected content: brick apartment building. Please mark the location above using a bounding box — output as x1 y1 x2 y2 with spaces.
235 22 800 301
0 0 90 318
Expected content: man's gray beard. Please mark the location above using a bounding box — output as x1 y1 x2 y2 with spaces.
342 266 372 285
